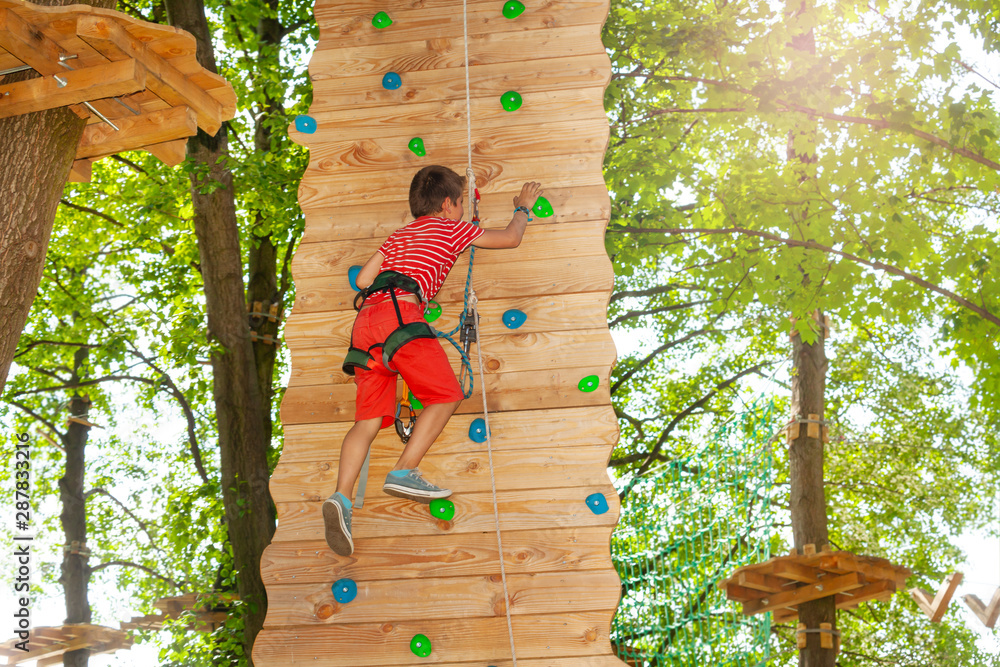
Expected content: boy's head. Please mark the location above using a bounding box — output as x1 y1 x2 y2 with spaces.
409 165 466 218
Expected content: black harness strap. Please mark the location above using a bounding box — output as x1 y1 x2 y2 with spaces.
342 271 438 375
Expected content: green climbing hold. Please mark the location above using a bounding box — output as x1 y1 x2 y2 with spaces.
409 392 424 411
532 196 554 218
424 300 441 322
372 11 393 28
578 374 599 392
500 90 522 112
410 634 432 657
408 137 426 156
430 498 455 521
502 0 525 18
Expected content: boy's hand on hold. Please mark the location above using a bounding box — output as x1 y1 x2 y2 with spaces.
513 182 543 211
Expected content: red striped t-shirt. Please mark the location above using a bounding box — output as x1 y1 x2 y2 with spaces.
367 216 484 305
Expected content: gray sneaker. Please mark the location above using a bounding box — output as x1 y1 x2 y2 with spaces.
382 468 452 503
322 492 353 556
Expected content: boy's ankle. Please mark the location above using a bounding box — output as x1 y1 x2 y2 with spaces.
335 491 353 507
388 469 412 478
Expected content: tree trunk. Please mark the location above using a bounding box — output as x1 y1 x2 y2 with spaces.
789 318 834 666
0 0 116 394
246 0 285 435
163 0 275 659
786 2 834 663
59 348 93 667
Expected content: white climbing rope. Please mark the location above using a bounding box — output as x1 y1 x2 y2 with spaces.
461 0 473 174
471 298 517 665
461 2 516 661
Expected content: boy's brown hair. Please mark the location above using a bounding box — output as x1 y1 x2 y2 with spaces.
409 165 466 217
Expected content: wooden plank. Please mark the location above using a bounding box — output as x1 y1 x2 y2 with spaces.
314 0 610 48
293 88 608 146
76 105 197 159
263 569 622 625
834 579 895 609
68 159 92 183
288 328 616 387
309 25 606 87
909 572 962 623
273 485 620 542
261 525 615 584
771 559 823 583
0 44 21 71
280 406 619 462
299 120 608 180
145 137 186 166
724 582 766 603
962 588 1000 629
0 57 146 118
306 53 610 115
269 443 614 503
737 570 793 594
299 148 607 208
312 24 604 80
292 253 614 314
384 659 624 667
741 572 865 616
298 184 610 243
292 220 609 281
253 612 615 665
0 7 64 75
280 365 611 425
285 292 612 348
76 14 224 134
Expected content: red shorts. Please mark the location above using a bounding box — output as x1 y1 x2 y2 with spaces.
351 301 464 428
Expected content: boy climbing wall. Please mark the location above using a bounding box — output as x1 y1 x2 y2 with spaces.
323 164 543 556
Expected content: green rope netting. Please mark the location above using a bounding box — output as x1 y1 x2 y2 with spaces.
611 399 779 666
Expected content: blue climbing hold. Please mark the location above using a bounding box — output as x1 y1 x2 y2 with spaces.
468 418 488 443
294 115 317 134
586 493 609 515
348 265 362 291
382 72 402 90
502 309 527 330
332 578 357 604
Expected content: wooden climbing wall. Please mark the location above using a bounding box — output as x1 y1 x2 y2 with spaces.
254 0 625 664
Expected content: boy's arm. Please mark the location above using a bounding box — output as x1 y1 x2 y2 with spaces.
355 252 385 289
472 181 543 249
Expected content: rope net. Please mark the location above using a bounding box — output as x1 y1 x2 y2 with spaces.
611 398 779 666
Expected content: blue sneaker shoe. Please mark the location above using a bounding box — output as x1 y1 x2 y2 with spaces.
322 492 353 556
382 468 452 503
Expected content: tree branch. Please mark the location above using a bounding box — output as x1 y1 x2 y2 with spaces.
609 282 705 304
85 488 165 551
609 299 714 328
611 326 719 394
616 226 1000 327
89 560 186 589
632 361 774 479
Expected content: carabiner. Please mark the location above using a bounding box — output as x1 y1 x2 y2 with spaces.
394 401 417 443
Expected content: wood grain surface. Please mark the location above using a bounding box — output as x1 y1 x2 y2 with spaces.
256 0 622 660
253 611 616 665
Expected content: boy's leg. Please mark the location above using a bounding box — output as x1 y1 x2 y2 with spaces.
392 400 461 471
336 417 383 497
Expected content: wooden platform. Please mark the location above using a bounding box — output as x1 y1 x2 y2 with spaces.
0 0 235 180
253 0 622 664
721 544 911 623
0 624 132 665
119 592 236 632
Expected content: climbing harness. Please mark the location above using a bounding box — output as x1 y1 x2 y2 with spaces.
341 270 438 376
